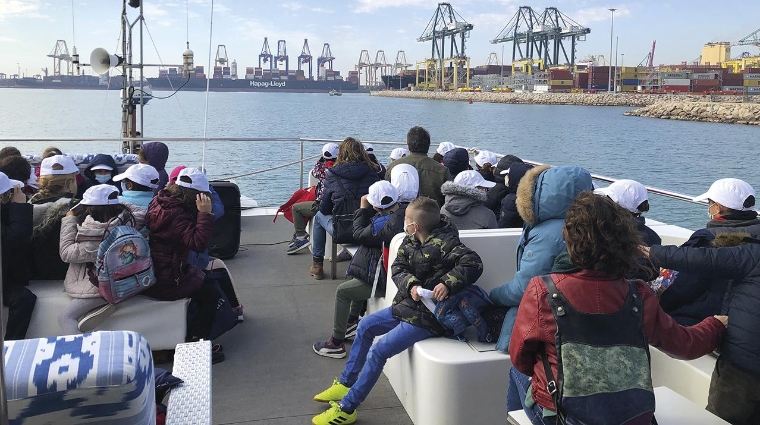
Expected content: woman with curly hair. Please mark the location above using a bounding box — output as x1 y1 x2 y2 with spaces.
309 137 379 280
507 191 727 425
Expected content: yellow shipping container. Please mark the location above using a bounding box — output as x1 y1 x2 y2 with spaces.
549 80 573 85
744 79 760 87
619 85 638 91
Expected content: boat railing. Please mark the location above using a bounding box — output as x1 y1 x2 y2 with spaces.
0 137 708 207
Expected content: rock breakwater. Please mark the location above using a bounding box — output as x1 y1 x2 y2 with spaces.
624 101 760 125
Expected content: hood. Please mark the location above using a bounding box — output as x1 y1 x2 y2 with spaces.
495 154 524 175
390 163 420 203
77 210 134 235
707 211 760 229
329 162 375 180
441 181 487 215
442 148 471 178
516 165 592 226
83 154 118 180
506 162 534 194
551 251 582 274
712 231 752 248
142 142 169 171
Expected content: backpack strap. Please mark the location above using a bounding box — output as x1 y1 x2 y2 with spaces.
540 274 568 425
333 173 353 201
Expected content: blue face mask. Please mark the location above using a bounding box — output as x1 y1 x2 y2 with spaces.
94 174 111 184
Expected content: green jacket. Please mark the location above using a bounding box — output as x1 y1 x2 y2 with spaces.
391 216 484 335
386 153 451 206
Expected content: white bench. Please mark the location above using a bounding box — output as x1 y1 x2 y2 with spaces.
3 280 188 351
167 339 213 425
507 387 728 425
367 228 523 425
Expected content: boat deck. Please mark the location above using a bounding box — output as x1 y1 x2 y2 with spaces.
172 214 413 425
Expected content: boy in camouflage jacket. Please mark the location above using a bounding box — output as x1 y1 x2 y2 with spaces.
312 197 483 425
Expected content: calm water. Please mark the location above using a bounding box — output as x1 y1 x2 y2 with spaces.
1 88 758 230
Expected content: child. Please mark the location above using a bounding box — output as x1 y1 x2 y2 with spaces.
79 154 120 197
311 197 483 424
138 142 169 193
312 180 407 358
58 184 145 333
113 163 160 210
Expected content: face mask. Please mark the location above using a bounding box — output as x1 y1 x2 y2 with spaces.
94 174 111 184
121 182 130 192
404 222 416 237
708 203 717 219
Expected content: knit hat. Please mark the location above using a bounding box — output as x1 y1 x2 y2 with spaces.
114 164 160 189
367 180 398 209
436 142 456 156
595 179 649 213
694 178 756 211
40 155 78 176
176 167 210 192
454 170 496 188
77 184 120 207
389 147 409 160
322 143 339 160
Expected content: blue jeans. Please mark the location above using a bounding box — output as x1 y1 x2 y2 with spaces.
312 212 333 258
507 367 555 425
339 307 434 411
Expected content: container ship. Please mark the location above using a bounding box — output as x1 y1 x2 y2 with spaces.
147 63 359 93
0 74 122 90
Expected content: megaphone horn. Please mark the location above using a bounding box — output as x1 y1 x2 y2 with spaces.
90 48 123 75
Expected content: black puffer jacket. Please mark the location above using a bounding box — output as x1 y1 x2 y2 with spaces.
498 162 533 228
2 202 33 289
391 217 483 335
484 180 509 216
660 213 760 326
78 154 120 198
346 204 407 291
29 196 77 280
319 162 379 215
650 234 760 375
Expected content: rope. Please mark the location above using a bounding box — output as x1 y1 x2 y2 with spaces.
202 0 215 171
219 153 321 180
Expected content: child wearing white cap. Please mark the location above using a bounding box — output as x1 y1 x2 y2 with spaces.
440 170 498 230
313 180 408 359
595 179 661 247
114 163 160 211
59 184 146 334
0 171 37 340
79 154 120 198
433 141 456 163
389 147 409 163
473 150 499 183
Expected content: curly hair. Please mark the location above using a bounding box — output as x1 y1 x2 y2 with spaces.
336 137 379 171
562 191 644 278
165 183 201 214
32 174 77 201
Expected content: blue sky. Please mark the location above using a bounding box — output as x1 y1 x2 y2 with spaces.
1 0 758 78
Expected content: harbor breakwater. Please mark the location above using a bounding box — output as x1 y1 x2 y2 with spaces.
372 91 760 125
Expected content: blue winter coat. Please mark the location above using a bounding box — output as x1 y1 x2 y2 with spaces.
489 165 593 351
650 234 760 375
319 162 379 216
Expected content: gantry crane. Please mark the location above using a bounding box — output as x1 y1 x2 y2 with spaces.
394 50 411 75
298 39 313 79
486 53 501 66
259 38 273 71
356 50 373 87
317 43 334 80
733 28 760 49
417 3 473 90
490 6 590 67
47 40 72 76
215 45 228 67
373 50 389 86
276 40 288 73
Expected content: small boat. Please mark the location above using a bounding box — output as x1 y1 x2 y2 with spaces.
328 88 342 96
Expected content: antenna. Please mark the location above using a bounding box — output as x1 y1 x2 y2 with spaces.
186 0 189 49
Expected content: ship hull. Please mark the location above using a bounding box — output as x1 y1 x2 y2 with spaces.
147 77 358 93
0 75 122 90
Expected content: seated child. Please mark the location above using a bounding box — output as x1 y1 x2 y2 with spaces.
113 163 160 210
311 197 483 424
312 180 407 358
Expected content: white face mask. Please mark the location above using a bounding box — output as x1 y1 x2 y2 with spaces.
708 203 718 219
95 174 111 184
404 221 417 237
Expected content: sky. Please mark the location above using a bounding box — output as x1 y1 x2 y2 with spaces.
1 0 759 78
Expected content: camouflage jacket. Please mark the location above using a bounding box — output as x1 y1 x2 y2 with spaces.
391 216 484 335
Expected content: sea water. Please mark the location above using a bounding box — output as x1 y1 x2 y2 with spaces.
1 88 758 230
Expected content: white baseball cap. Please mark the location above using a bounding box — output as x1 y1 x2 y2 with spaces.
390 163 419 203
322 143 339 160
595 180 649 213
77 184 120 207
0 172 24 194
90 164 114 172
362 143 375 153
389 147 409 160
367 180 399 209
454 170 497 188
40 155 78 176
474 150 498 167
176 167 210 192
693 178 756 211
113 164 160 189
436 142 456 156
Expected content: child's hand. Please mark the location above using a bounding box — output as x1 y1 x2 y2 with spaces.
196 193 212 214
433 283 449 301
360 195 370 209
11 185 25 203
411 286 421 302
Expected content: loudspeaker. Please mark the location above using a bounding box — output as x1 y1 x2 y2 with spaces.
90 48 123 75
209 181 241 259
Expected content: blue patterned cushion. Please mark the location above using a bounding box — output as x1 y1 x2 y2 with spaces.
3 331 155 425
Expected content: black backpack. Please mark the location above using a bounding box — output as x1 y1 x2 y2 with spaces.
331 175 359 245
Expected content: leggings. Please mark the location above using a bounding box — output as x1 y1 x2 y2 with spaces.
59 298 109 335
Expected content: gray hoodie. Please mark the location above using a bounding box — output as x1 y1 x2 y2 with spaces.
440 181 498 230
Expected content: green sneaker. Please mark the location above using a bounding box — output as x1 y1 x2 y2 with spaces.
312 401 357 425
313 378 350 403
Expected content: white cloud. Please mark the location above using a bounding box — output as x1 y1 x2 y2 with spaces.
310 7 333 13
0 36 18 42
0 0 49 21
468 12 514 31
572 6 631 26
282 2 302 11
353 0 439 14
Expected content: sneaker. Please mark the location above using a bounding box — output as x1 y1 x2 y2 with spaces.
212 344 225 364
78 304 117 332
287 233 297 248
312 401 356 425
313 337 347 359
286 236 310 255
336 248 352 263
232 305 244 323
313 378 351 403
345 320 359 340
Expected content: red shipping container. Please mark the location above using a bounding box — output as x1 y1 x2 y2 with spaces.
661 85 691 92
693 79 719 86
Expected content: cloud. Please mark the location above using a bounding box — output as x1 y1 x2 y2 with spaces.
0 0 49 20
0 36 18 42
310 7 333 13
353 0 439 13
468 12 514 31
571 6 631 26
282 2 302 11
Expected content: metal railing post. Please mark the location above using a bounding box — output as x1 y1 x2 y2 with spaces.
0 207 8 425
299 140 305 189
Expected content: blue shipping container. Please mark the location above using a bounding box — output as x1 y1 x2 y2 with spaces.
622 79 639 85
